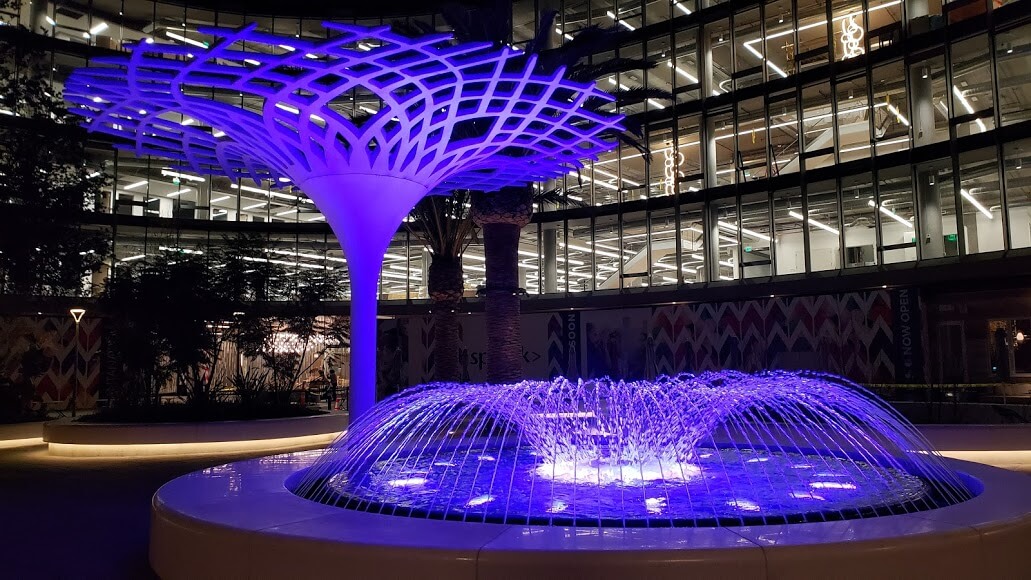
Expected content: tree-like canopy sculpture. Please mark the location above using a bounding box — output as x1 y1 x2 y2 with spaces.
66 23 625 417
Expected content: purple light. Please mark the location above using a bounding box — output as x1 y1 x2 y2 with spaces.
810 482 858 490
387 477 428 488
64 24 625 418
293 371 973 526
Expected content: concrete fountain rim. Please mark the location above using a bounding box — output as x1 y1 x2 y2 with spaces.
150 451 1031 579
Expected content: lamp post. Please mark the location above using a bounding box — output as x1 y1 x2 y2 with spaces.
69 308 86 417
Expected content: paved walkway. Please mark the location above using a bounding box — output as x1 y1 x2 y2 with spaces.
0 431 1027 579
0 442 324 580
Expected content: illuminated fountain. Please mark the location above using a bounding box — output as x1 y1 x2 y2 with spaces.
65 24 625 418
293 371 969 526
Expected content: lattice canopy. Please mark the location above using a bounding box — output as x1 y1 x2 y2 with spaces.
65 23 625 194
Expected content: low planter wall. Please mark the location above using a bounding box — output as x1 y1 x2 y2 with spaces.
43 413 347 457
920 424 1031 470
0 421 45 450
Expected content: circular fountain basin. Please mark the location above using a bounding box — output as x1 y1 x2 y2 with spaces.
150 451 1031 580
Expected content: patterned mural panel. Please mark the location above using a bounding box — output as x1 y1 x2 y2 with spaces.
392 288 916 386
0 315 102 409
649 290 901 383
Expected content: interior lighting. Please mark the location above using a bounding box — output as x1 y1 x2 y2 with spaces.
960 188 993 219
166 30 208 48
124 180 148 190
88 22 108 36
867 200 914 229
742 0 901 78
718 220 771 241
119 254 146 262
885 102 910 126
952 85 987 132
789 210 839 235
605 11 635 31
673 2 691 16
160 169 204 182
210 195 230 203
275 208 298 216
45 16 55 26
666 60 699 84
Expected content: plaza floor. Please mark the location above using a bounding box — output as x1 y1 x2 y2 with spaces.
0 442 326 579
0 435 1028 579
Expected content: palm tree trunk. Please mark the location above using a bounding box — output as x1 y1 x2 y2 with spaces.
481 222 523 383
428 256 464 382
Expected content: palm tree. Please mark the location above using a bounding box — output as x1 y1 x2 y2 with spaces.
405 190 478 382
409 2 668 383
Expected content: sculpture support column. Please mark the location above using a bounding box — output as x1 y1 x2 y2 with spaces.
302 174 428 419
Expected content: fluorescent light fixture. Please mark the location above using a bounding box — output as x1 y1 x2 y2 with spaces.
952 85 987 133
275 208 298 216
212 129 225 137
231 183 311 204
210 195 230 203
89 22 108 35
606 11 636 31
243 202 267 210
181 117 195 125
673 2 691 16
885 102 910 126
275 102 300 114
278 44 296 52
124 180 148 190
789 210 839 235
667 60 699 84
960 188 993 219
647 98 666 109
305 215 326 222
45 16 55 26
160 169 204 182
166 30 207 48
244 58 261 66
718 220 771 241
119 254 146 262
91 96 103 103
867 200 914 229
159 246 203 254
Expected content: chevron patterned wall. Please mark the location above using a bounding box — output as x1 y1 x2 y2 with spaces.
649 290 901 383
0 315 102 409
395 288 915 387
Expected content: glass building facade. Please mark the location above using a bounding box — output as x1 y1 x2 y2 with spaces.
1 0 1029 303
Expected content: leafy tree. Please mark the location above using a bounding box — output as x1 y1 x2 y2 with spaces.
0 8 108 296
103 233 345 413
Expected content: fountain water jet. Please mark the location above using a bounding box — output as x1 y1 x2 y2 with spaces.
294 371 971 527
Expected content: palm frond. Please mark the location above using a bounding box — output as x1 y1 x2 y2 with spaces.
608 86 675 109
533 187 588 209
405 190 478 259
